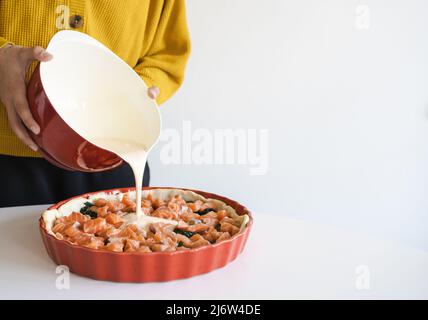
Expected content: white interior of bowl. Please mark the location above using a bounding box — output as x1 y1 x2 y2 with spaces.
39 30 161 153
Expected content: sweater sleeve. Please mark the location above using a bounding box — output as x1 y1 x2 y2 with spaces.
133 0 191 105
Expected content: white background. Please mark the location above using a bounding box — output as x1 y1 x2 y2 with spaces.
150 0 428 250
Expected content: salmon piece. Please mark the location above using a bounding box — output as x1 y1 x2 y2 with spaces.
145 223 177 248
186 223 210 233
52 222 67 234
105 213 124 228
136 234 146 245
189 234 211 248
150 222 175 233
172 194 186 205
144 237 156 247
216 210 227 221
141 207 153 215
151 206 176 220
141 198 152 207
122 193 134 205
140 207 153 215
141 199 154 213
177 246 190 251
198 201 216 213
64 223 81 238
124 239 140 252
190 238 210 248
82 237 104 249
138 245 152 253
180 211 201 223
94 198 107 207
150 223 176 243
105 237 125 251
222 217 240 227
201 217 219 227
152 232 164 244
138 228 147 238
115 211 128 218
127 224 139 232
203 227 221 243
166 236 177 247
202 211 218 219
175 234 192 247
216 232 231 243
146 230 155 238
122 203 137 213
108 236 125 243
83 218 107 235
150 232 167 245
167 202 181 216
65 212 89 224
176 220 189 229
55 232 64 240
187 200 203 212
98 225 119 238
220 222 240 236
106 200 126 213
94 205 109 218
105 242 124 252
190 234 203 242
72 232 93 245
148 194 165 209
54 217 66 224
119 225 138 239
167 195 187 216
150 244 169 252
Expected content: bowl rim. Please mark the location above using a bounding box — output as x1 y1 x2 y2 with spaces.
39 186 253 257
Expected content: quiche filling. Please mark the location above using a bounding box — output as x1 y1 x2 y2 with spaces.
42 189 249 253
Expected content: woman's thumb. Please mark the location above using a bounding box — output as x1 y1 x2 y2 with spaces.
20 46 53 62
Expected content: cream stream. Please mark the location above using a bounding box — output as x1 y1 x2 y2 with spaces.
88 138 179 229
90 138 147 217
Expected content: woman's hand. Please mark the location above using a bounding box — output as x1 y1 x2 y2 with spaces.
0 45 52 151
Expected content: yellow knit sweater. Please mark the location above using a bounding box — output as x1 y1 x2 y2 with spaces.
0 0 191 157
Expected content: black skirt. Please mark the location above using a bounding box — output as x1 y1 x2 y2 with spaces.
0 155 149 207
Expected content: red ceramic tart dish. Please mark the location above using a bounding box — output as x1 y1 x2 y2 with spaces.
39 187 253 282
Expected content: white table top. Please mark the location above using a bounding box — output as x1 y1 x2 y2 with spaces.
0 204 427 299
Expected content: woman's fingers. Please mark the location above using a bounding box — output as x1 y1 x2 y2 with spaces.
34 46 53 62
0 44 49 152
19 46 53 63
10 78 40 135
148 86 160 99
4 103 38 151
13 98 40 135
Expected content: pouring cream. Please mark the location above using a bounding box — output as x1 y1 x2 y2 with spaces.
91 138 147 216
90 138 178 229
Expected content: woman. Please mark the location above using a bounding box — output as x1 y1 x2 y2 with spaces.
0 0 191 207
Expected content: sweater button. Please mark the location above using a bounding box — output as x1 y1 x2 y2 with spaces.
69 15 84 28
